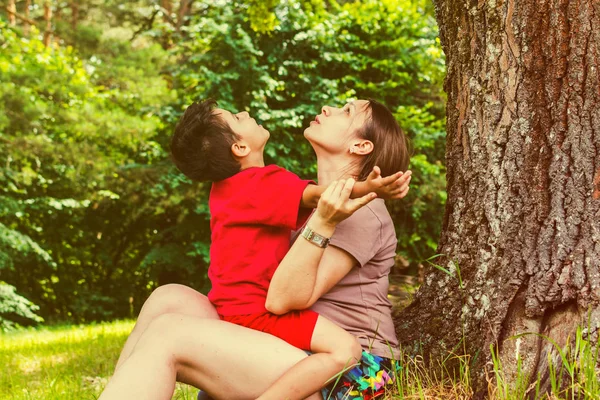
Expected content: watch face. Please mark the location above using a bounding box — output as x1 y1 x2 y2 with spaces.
313 236 324 246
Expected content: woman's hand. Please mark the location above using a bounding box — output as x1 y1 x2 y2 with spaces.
310 178 377 234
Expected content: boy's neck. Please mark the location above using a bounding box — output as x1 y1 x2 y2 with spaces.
238 152 265 171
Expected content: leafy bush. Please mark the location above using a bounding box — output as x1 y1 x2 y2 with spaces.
169 0 446 262
0 282 43 330
0 0 446 323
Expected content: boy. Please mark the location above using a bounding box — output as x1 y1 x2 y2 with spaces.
171 100 405 400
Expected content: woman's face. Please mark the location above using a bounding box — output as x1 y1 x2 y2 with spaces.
303 100 371 154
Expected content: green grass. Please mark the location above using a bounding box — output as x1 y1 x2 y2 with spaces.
2 320 598 399
0 320 197 400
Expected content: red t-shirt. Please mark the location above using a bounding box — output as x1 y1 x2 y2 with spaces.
207 165 312 316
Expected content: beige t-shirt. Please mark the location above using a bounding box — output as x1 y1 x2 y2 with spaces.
296 199 400 359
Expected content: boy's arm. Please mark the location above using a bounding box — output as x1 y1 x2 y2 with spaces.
300 167 412 208
353 167 412 200
300 184 325 209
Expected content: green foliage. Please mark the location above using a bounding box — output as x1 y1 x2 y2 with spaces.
171 0 446 260
246 0 280 33
0 282 44 330
0 0 446 324
0 20 199 324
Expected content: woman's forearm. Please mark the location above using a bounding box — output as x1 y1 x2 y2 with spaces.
265 216 335 314
267 178 371 314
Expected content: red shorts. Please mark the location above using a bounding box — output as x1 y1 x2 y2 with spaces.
220 309 319 351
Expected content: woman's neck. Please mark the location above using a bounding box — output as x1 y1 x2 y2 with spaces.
316 154 360 186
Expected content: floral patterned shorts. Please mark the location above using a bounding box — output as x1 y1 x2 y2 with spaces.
320 350 400 400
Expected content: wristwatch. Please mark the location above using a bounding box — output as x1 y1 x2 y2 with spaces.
301 226 331 248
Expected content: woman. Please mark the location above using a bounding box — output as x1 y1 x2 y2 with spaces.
99 99 411 400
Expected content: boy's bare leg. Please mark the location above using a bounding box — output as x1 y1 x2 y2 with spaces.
256 315 362 400
114 284 219 371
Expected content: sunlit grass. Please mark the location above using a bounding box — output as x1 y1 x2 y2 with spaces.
1 320 598 399
0 320 197 400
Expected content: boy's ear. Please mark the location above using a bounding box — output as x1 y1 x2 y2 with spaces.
231 142 251 158
350 139 374 156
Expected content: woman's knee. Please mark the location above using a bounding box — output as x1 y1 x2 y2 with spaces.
140 284 217 321
145 312 182 335
139 313 224 375
133 313 185 361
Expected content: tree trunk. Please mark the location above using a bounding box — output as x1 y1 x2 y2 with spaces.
43 1 53 47
23 0 31 36
176 0 192 32
5 3 36 28
161 0 173 22
156 0 174 49
394 0 600 396
70 1 78 30
7 0 16 26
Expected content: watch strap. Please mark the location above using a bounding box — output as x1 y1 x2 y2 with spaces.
300 226 330 248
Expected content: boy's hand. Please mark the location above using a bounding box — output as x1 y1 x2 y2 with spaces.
364 166 412 200
312 178 377 231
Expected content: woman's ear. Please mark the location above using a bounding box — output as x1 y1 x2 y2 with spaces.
231 142 250 158
350 140 374 156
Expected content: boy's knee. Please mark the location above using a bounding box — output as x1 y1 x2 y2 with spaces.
331 337 362 370
348 339 363 363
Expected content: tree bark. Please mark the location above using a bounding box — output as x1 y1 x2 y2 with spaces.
23 0 31 36
43 1 53 47
7 0 16 26
394 0 600 396
176 0 192 32
161 0 173 22
4 5 36 27
70 1 78 31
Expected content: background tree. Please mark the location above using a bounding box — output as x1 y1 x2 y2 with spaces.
394 0 600 396
7 0 15 25
1 0 446 327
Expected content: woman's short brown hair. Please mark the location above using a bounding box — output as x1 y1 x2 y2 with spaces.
171 99 241 182
355 99 411 181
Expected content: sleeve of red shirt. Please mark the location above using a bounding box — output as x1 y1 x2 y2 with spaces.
249 165 313 229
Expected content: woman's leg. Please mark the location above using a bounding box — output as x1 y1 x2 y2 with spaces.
100 313 322 400
115 284 219 371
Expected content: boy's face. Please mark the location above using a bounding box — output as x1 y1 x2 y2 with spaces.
215 109 270 152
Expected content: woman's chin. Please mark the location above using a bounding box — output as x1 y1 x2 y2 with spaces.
304 123 321 135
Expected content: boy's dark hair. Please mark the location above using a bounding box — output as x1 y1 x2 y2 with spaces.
356 99 411 181
171 99 241 182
